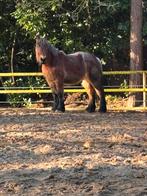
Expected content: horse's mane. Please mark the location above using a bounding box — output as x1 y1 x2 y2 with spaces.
48 41 59 56
36 37 59 57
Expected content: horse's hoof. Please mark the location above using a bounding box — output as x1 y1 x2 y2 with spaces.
86 107 96 113
56 109 65 113
98 108 107 113
51 107 57 112
56 107 65 113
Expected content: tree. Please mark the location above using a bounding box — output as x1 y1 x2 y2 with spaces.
128 0 143 107
0 0 16 69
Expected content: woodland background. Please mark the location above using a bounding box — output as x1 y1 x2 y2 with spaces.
0 0 146 105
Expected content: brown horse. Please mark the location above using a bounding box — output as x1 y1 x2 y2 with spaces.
35 35 107 113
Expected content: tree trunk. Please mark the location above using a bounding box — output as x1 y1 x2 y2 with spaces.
128 0 143 107
10 32 17 84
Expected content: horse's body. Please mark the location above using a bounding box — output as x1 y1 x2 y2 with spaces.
35 35 107 112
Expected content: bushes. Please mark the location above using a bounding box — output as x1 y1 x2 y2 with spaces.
3 76 47 107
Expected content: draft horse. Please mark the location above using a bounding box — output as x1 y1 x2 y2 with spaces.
35 35 107 113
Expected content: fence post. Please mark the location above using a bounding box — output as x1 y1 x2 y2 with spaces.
143 71 146 108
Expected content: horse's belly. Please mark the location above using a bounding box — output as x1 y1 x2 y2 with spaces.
63 67 84 84
64 77 82 85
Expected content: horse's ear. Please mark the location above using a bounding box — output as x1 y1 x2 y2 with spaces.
42 34 46 38
35 33 40 40
42 34 48 41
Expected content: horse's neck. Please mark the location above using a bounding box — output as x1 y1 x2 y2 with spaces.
48 44 58 56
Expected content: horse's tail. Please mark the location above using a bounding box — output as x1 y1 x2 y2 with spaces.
96 57 107 87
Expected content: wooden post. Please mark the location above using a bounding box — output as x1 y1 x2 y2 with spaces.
128 0 143 107
143 71 146 108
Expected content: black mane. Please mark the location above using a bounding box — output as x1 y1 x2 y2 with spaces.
36 37 59 56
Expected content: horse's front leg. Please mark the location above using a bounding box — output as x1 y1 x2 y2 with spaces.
51 82 65 112
52 93 59 111
56 91 65 112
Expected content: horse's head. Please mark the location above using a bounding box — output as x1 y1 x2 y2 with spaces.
35 35 51 66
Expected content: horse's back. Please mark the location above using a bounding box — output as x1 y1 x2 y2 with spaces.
77 52 103 73
62 51 103 84
76 52 103 84
61 52 85 84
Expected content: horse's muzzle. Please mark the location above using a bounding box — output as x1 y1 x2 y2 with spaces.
40 57 46 65
38 61 45 67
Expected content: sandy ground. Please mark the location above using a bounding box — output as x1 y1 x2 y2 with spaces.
0 107 147 196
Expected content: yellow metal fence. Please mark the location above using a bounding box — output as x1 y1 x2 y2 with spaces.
0 71 147 110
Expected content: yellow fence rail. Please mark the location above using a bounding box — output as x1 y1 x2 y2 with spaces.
0 70 147 76
0 71 147 110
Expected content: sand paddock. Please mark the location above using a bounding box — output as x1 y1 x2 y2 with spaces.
0 108 147 195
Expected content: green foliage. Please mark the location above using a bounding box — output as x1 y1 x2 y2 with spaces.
12 2 46 37
0 0 16 67
0 0 132 69
11 0 131 57
120 79 129 97
3 77 47 107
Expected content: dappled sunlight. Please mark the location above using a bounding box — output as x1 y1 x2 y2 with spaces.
0 156 146 195
0 108 147 195
1 150 146 172
33 144 54 155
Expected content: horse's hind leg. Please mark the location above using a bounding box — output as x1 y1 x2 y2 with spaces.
52 93 59 111
92 81 107 112
82 80 96 112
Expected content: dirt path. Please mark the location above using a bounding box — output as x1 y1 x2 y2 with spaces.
0 108 147 195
